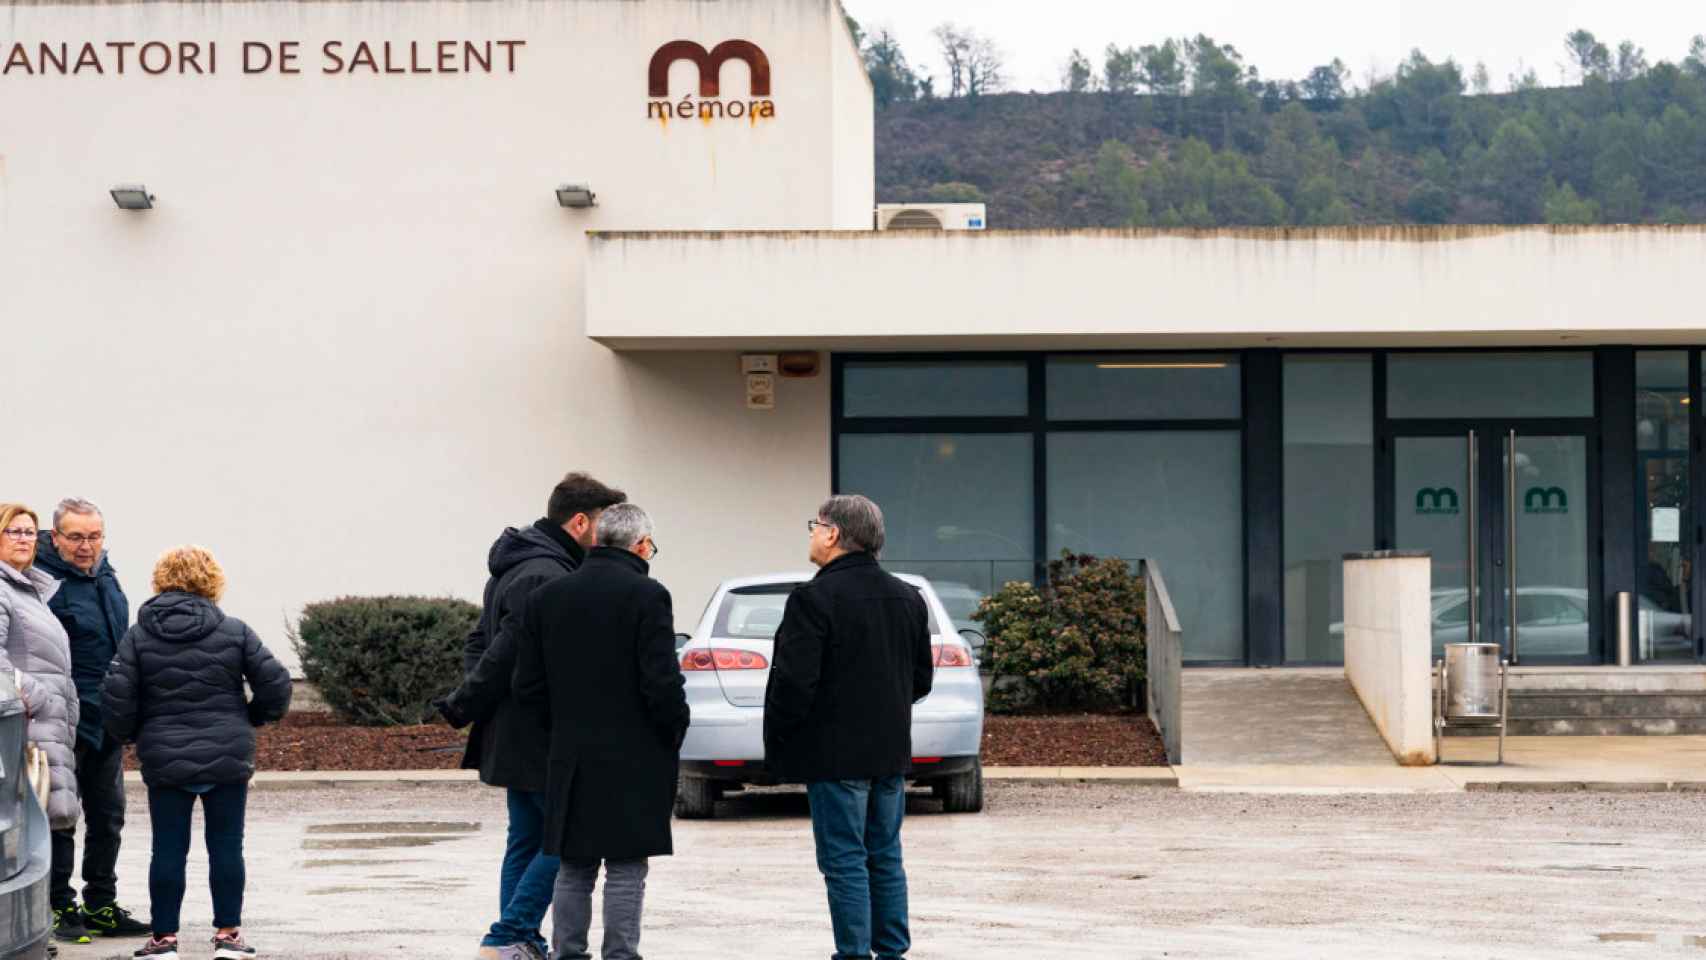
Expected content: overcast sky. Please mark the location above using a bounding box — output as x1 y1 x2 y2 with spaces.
842 1 1705 94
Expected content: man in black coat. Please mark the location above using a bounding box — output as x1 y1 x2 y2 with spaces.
764 494 934 960
513 503 688 960
35 498 149 940
435 472 625 960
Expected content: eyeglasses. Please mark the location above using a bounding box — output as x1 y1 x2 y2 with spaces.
807 519 837 534
647 537 661 559
1 528 37 542
56 532 104 546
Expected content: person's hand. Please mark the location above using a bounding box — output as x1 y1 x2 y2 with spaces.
428 696 464 728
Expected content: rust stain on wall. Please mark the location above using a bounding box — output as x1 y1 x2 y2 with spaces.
589 224 1706 243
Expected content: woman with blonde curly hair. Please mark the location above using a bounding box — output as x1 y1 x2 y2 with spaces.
102 546 291 960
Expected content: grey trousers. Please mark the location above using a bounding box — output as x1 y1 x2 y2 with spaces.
551 857 649 960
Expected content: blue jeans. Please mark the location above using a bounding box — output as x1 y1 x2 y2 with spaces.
806 776 910 960
482 789 559 949
147 783 247 937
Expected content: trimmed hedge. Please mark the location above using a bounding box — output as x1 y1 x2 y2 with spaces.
290 595 479 727
975 553 1146 714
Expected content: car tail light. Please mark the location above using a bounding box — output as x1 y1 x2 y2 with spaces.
912 757 942 764
681 649 770 671
713 760 747 768
932 643 974 668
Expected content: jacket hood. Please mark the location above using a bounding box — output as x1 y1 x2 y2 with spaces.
487 524 576 578
33 531 114 581
139 591 226 643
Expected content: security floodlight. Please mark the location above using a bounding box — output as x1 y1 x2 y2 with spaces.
110 185 154 210
555 184 596 208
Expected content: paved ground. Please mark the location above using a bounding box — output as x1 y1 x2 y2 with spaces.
54 782 1706 959
1183 668 1393 765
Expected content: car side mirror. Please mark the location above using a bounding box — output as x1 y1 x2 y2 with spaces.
958 628 986 657
674 633 693 652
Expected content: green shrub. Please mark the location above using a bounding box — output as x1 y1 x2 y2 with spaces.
290 596 479 727
975 553 1145 714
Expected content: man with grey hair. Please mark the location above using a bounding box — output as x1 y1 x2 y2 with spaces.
34 498 150 940
513 503 689 960
765 494 935 960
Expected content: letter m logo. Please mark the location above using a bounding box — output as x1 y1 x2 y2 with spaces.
648 40 771 98
1415 487 1459 514
1525 486 1568 513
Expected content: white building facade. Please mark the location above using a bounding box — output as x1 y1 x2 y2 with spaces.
7 0 1704 671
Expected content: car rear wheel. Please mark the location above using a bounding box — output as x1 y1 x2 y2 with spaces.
675 776 721 819
938 758 984 814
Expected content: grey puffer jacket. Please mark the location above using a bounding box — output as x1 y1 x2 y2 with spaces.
0 561 80 828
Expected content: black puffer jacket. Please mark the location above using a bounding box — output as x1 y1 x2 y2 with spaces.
101 592 293 787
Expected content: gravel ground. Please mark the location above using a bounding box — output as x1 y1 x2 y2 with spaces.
54 783 1706 959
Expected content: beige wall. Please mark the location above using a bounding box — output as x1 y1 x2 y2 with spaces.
587 226 1706 349
2 0 864 668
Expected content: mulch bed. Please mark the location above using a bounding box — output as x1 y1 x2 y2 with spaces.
122 713 468 773
980 712 1170 767
123 711 1168 772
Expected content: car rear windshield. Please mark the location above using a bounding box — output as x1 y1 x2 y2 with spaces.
713 582 942 640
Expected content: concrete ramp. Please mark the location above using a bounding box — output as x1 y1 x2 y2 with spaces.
1182 668 1395 766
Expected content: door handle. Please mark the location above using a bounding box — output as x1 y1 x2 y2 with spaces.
1507 429 1520 666
1467 430 1478 646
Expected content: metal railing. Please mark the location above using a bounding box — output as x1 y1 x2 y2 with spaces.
1142 559 1183 765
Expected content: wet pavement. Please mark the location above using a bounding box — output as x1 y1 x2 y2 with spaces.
51 782 1706 958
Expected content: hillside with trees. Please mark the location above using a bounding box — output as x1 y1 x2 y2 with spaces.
852 20 1706 228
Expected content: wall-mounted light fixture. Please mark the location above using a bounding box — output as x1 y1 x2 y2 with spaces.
555 184 596 208
109 185 155 210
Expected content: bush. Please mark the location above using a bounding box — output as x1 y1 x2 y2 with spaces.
290 596 479 727
975 553 1145 714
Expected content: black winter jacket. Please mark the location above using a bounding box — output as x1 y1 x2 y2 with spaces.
439 520 583 792
763 552 934 783
514 548 690 861
35 534 129 749
101 592 293 787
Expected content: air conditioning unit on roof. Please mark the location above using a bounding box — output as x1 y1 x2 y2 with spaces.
874 202 987 231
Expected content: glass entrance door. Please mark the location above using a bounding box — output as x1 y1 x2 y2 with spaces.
1392 427 1596 663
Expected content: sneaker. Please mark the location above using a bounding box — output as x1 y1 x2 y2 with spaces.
212 930 258 959
133 936 180 959
53 905 92 944
84 901 153 937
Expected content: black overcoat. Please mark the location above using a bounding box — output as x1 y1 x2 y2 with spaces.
514 547 689 861
762 552 935 784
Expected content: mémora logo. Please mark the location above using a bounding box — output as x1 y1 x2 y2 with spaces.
647 39 774 123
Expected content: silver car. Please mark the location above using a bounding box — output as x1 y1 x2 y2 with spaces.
675 572 985 818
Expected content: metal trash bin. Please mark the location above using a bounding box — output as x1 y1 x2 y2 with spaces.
1434 642 1509 765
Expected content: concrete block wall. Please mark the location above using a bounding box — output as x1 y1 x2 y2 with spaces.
1343 552 1436 765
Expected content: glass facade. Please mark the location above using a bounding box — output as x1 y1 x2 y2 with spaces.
1637 352 1693 661
1046 355 1241 421
835 349 1704 667
842 360 1028 417
1282 355 1374 662
837 433 1034 630
1048 431 1244 661
1387 352 1594 419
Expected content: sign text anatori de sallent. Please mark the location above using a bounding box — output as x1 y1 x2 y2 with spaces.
0 40 526 76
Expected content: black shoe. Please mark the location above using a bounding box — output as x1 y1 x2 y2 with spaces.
52 905 92 944
84 901 153 937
